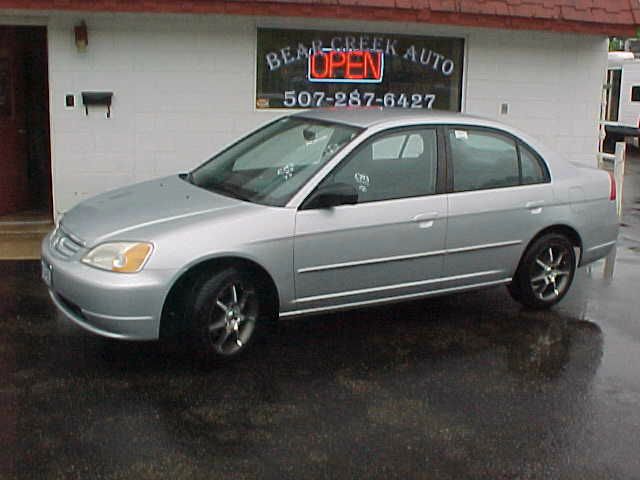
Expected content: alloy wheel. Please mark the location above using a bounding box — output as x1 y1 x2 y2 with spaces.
206 281 258 355
529 245 573 302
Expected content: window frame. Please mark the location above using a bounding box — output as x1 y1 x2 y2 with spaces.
300 125 446 209
443 125 550 194
255 27 466 112
631 86 640 102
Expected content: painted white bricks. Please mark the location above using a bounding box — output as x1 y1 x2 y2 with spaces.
465 29 606 164
36 13 609 215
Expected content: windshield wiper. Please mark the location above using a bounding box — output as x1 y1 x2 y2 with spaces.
181 173 250 202
207 182 252 202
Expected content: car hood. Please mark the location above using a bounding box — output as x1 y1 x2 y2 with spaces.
60 175 246 246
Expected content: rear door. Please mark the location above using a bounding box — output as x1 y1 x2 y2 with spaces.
292 126 447 313
443 126 554 287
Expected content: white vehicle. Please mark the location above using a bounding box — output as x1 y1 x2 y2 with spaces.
604 51 640 151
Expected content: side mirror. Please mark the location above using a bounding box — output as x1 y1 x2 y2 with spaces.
303 182 358 209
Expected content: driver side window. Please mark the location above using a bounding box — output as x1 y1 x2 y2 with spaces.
324 128 438 203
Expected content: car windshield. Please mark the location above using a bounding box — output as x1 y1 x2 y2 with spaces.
189 117 362 207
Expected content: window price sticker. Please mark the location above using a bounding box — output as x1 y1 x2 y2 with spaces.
454 130 468 140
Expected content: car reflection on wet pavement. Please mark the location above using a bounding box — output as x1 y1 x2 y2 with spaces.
2 155 640 479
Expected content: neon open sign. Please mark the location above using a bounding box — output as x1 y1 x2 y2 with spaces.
308 49 384 83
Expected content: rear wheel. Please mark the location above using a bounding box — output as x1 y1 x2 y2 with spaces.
511 233 576 310
189 268 266 358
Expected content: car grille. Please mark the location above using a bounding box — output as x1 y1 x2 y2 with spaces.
50 227 84 259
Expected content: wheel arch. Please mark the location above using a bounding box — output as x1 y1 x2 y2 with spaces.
159 255 280 338
518 224 583 272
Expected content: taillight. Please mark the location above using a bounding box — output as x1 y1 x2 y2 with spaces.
608 172 616 201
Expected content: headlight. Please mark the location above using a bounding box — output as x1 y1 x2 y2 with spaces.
82 242 153 273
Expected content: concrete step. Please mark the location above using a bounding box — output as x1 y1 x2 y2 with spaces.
0 225 53 260
0 223 53 235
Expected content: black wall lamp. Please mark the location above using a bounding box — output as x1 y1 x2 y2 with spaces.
74 21 88 52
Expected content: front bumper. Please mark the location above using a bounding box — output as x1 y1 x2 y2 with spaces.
42 233 171 340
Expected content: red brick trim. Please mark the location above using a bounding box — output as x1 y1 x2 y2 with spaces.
0 0 636 36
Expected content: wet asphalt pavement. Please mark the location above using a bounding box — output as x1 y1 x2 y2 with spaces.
2 157 640 480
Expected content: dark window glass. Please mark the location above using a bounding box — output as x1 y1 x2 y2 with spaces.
0 58 11 117
632 86 640 102
323 128 438 203
519 143 548 185
449 129 519 192
606 69 621 121
256 28 464 111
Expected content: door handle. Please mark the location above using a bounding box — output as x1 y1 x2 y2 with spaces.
526 200 544 214
413 212 440 222
412 212 439 228
525 200 545 209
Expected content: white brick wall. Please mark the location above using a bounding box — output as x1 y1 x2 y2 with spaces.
37 13 608 215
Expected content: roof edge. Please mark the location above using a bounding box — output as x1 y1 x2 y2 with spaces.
0 1 635 36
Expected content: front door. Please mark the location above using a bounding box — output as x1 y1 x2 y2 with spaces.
292 127 447 314
0 27 29 216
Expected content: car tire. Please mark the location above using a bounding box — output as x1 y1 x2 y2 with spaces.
512 233 576 310
189 267 265 359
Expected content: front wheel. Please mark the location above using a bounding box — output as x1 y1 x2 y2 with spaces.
189 268 265 358
511 233 576 310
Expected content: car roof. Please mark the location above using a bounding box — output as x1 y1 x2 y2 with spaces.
293 108 498 129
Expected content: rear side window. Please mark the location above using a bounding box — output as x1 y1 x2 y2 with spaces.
519 143 548 185
448 127 549 192
632 86 640 102
449 129 519 192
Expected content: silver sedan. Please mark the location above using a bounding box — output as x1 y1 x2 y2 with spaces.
41 109 619 359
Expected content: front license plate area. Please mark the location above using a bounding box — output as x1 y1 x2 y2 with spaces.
41 260 52 288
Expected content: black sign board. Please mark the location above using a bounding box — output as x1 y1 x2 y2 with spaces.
256 28 464 111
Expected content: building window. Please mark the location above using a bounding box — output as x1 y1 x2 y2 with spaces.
606 69 621 121
632 86 640 102
256 28 464 111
